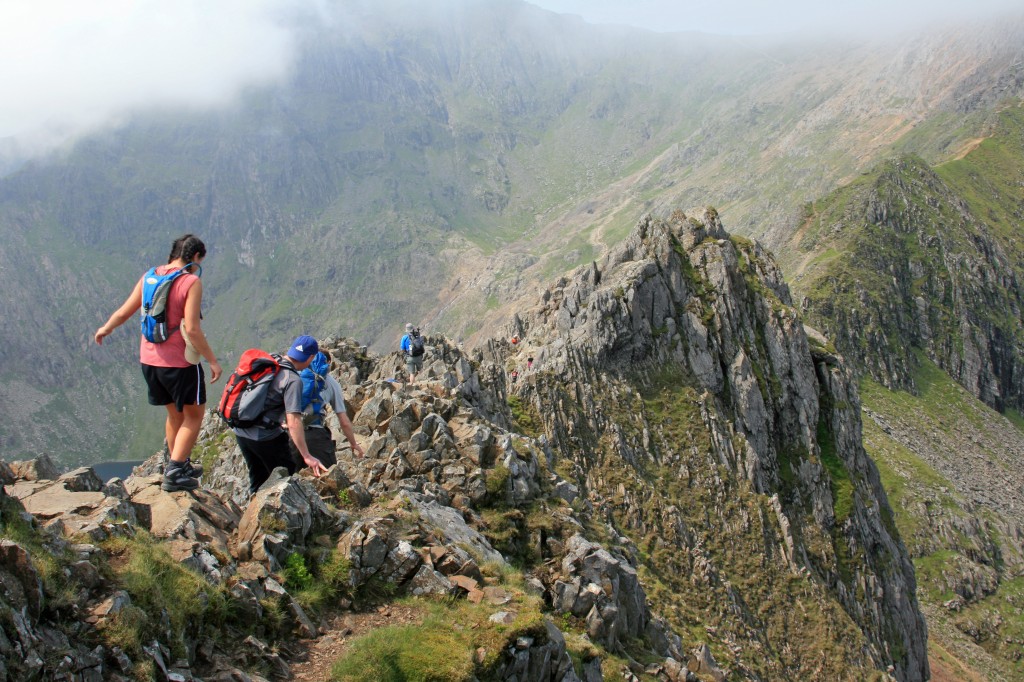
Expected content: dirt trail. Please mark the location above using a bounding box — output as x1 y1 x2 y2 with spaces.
951 137 987 160
289 603 425 681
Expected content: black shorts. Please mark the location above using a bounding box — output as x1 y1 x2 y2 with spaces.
141 363 206 411
289 426 338 470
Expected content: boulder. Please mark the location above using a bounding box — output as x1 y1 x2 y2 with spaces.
58 467 105 492
487 618 582 682
401 492 504 565
337 519 389 580
553 534 678 656
687 643 727 682
236 473 338 570
127 476 241 555
6 478 137 540
406 564 452 596
0 540 44 618
9 455 61 482
202 438 255 510
0 460 15 485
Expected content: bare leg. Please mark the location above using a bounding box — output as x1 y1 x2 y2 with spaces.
164 403 204 464
164 406 185 462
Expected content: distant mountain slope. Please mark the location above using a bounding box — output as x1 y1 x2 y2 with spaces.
861 360 1024 681
787 102 1024 413
419 15 1024 358
0 1 1022 465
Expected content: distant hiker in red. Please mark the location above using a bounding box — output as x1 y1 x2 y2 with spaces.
94 234 222 493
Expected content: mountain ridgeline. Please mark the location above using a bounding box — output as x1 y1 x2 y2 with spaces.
789 104 1024 414
782 101 1024 680
493 210 927 679
0 210 927 681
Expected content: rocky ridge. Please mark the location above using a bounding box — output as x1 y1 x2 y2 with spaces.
0 212 926 680
784 105 1024 679
791 152 1024 413
0 344 694 682
493 209 928 679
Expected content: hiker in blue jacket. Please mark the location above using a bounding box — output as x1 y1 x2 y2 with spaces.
400 322 425 384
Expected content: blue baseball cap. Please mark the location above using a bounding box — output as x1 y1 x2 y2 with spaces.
287 335 319 362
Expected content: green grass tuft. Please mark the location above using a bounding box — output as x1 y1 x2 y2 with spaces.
817 419 854 522
331 591 546 682
507 394 544 438
101 532 234 659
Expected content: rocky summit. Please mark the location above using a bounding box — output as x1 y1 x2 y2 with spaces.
0 211 926 681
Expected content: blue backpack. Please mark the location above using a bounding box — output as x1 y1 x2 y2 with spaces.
300 352 330 420
140 263 201 343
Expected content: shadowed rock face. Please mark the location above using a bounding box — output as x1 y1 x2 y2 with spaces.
0 212 926 680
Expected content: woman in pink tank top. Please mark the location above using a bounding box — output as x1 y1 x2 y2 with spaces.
94 235 223 492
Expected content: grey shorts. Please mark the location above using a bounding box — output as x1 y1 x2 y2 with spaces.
406 354 424 373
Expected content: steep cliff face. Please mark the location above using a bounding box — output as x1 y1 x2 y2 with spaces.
490 211 928 679
781 104 1024 678
789 135 1024 413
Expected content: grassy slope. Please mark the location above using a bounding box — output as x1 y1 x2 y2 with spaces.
785 101 1024 415
861 357 1024 681
788 100 1024 286
934 102 1024 265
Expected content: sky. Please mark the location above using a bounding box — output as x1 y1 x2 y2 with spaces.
0 0 299 143
527 0 1022 36
1 0 1021 149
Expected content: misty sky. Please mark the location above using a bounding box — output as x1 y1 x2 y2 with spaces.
528 0 1022 35
1 0 1021 147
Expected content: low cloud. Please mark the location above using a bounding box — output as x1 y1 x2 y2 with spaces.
4 0 1021 160
529 0 1024 36
0 0 304 151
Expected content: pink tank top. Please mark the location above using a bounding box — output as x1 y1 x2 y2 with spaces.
138 265 199 368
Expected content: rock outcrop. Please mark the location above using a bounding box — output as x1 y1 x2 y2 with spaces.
487 209 928 680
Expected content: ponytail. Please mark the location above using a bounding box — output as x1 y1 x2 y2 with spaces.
168 234 207 264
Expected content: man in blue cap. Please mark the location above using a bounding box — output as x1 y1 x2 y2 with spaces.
232 335 328 496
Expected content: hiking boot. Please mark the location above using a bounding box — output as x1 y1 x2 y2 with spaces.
182 457 203 478
161 460 199 492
